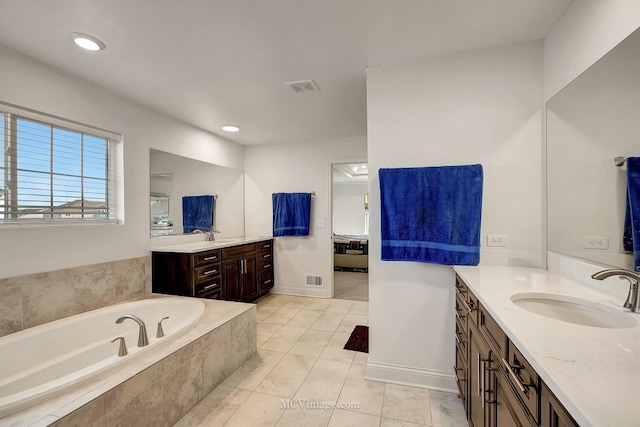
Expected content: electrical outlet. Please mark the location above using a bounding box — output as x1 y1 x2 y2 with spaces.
583 237 609 249
487 235 508 247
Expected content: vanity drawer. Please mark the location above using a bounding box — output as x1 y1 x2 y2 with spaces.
193 264 221 283
194 250 220 267
479 303 506 357
455 316 467 356
455 275 468 299
222 243 257 259
503 340 540 423
455 293 468 331
195 277 223 298
258 239 273 251
258 250 272 264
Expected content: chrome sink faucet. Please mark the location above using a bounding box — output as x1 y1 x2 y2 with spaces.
192 229 221 241
115 314 149 346
591 269 640 313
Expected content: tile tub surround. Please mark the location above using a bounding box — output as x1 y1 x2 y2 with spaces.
0 256 150 337
0 295 257 426
454 265 640 427
176 295 467 427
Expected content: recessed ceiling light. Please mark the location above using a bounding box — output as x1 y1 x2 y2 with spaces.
222 125 240 132
71 33 105 51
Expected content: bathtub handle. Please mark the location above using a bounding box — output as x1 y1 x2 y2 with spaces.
156 316 170 338
111 337 128 357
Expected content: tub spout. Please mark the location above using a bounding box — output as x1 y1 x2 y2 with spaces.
115 315 149 347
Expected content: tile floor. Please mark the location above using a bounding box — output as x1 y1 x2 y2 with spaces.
176 294 467 427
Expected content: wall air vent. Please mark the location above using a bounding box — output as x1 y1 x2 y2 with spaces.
306 274 323 287
285 80 319 93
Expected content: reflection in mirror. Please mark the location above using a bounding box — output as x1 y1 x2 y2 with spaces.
547 28 640 269
149 149 244 238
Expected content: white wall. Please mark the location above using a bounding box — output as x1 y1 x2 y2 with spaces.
0 46 243 279
366 41 544 389
244 136 367 297
332 182 368 236
544 0 640 101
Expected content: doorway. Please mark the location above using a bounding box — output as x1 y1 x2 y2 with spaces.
331 162 369 301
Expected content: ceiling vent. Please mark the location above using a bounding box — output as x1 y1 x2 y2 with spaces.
285 80 319 93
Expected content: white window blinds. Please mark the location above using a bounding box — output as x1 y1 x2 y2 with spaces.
0 105 120 225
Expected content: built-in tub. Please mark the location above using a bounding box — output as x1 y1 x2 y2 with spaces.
0 297 205 417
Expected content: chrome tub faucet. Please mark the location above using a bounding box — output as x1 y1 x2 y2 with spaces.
115 314 149 346
591 269 640 313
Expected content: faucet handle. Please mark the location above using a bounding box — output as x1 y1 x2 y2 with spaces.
156 316 170 338
111 336 128 357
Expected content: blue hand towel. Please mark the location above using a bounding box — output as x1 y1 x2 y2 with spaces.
379 165 483 265
182 195 214 234
623 157 640 271
272 192 312 237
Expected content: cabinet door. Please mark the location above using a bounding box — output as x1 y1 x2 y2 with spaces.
241 254 259 301
492 368 531 427
222 258 241 301
469 322 491 427
541 383 578 427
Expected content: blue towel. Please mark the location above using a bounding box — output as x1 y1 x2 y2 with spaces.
182 195 214 234
379 165 483 265
272 193 312 236
623 157 640 271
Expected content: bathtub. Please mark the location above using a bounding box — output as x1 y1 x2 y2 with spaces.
0 297 205 417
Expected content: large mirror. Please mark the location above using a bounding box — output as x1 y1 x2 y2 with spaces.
149 149 245 238
547 28 640 269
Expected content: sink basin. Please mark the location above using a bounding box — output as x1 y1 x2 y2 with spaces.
510 293 637 329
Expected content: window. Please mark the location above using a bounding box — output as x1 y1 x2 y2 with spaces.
0 103 121 225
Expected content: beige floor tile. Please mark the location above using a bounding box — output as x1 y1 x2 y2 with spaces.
353 351 369 365
336 314 369 334
276 405 333 427
286 308 324 329
325 299 355 313
257 305 280 322
282 296 315 309
224 392 285 427
328 408 381 427
222 349 286 391
319 332 356 362
174 385 251 427
258 293 296 307
382 384 432 425
380 419 427 427
348 301 369 315
258 322 284 347
289 329 334 357
310 311 347 332
337 364 386 416
305 298 333 311
429 390 466 427
255 353 317 398
260 325 308 352
262 307 302 325
295 358 351 403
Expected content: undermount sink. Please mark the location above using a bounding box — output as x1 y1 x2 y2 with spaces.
510 293 638 329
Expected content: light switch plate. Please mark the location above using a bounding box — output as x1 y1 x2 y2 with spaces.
316 218 326 228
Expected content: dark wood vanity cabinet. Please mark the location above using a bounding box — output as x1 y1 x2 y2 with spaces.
152 249 223 299
455 274 578 427
152 239 274 302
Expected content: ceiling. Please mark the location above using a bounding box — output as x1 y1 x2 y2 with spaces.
0 0 572 146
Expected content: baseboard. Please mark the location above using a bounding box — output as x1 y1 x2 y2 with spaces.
365 360 457 393
271 285 330 298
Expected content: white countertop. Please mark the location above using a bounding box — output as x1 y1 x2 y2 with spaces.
454 265 640 427
151 236 273 253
